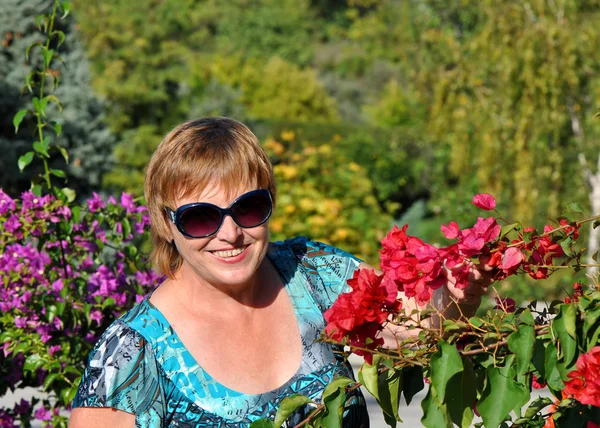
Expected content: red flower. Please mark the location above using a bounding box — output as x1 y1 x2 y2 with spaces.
564 347 600 407
472 193 496 210
532 374 547 389
324 268 401 359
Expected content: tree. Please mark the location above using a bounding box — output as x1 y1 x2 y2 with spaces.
0 0 116 196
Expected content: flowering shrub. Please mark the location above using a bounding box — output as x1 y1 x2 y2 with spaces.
251 195 600 428
0 190 159 427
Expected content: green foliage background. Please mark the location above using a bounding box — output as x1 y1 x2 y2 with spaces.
4 0 600 298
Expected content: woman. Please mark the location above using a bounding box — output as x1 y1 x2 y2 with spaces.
70 117 492 427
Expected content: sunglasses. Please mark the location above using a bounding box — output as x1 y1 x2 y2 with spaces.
165 189 273 238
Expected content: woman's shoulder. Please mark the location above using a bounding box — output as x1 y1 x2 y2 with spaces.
271 236 361 263
73 315 161 412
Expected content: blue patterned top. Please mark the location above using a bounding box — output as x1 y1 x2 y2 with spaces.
73 237 369 427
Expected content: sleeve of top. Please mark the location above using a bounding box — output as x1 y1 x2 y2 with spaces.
288 237 362 313
73 320 163 418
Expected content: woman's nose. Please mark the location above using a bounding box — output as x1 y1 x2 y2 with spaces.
216 215 242 241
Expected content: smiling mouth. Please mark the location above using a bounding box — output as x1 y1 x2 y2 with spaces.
211 245 248 258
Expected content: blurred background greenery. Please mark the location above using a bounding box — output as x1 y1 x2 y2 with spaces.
2 0 599 303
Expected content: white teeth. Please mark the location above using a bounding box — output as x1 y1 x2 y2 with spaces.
212 246 246 258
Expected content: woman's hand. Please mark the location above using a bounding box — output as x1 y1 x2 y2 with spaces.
431 257 496 325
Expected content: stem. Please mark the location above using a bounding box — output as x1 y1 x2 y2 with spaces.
500 214 600 251
36 0 59 190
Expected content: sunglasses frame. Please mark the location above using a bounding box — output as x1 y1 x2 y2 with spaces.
165 189 273 238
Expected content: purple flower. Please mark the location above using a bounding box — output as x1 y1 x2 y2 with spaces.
50 205 71 222
14 399 31 415
494 297 516 313
87 192 105 212
4 214 21 233
34 407 52 421
120 192 136 213
35 325 52 343
51 279 64 293
0 189 16 215
14 317 27 329
2 342 12 357
0 408 16 427
107 195 117 205
21 191 53 211
90 310 103 324
48 345 61 356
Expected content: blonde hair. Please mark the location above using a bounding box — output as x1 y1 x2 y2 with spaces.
144 117 276 277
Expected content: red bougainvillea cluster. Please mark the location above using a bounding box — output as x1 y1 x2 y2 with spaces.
324 193 580 358
563 347 600 407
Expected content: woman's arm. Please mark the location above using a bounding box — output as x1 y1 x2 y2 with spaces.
357 261 494 345
69 408 135 428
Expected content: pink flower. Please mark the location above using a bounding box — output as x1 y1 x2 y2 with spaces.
87 192 105 212
441 221 460 239
472 193 496 210
34 407 52 421
499 247 524 270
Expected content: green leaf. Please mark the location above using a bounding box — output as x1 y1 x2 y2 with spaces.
401 365 424 405
469 316 484 328
273 394 313 427
53 30 66 47
583 306 600 338
501 222 520 237
551 304 577 366
430 341 463 403
13 109 28 133
477 356 529 428
101 297 116 310
358 356 381 401
250 420 274 428
524 396 553 419
18 152 35 172
24 354 43 373
43 373 61 391
57 146 69 163
507 324 535 377
60 385 78 405
60 1 71 18
446 357 476 428
33 139 50 157
566 203 585 215
378 368 402 426
518 308 535 326
25 41 42 61
587 324 600 352
322 377 354 401
45 95 63 111
41 48 54 69
531 339 546 381
545 342 565 391
25 71 36 93
35 14 46 30
50 168 66 178
560 236 573 254
320 388 346 428
51 121 63 137
421 385 452 428
61 187 76 203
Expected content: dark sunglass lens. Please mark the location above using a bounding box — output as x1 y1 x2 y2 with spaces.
180 206 222 237
232 191 272 227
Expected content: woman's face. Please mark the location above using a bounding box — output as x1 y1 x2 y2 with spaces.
168 183 270 293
